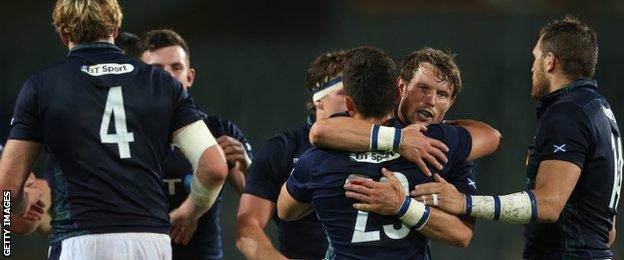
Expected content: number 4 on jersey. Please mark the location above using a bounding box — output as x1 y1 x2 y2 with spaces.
100 86 135 159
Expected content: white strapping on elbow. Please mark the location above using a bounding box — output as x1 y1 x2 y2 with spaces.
172 120 217 172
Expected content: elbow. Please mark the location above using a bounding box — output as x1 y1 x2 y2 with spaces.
538 204 562 223
199 158 228 186
309 123 322 147
449 228 473 248
485 126 502 154
540 211 560 223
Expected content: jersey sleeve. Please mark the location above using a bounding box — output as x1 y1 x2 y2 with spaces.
535 102 591 168
8 74 43 142
243 137 287 202
445 161 477 195
166 71 202 131
285 151 314 203
424 124 472 167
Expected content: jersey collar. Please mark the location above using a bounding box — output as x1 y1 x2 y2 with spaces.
67 42 123 57
536 78 597 118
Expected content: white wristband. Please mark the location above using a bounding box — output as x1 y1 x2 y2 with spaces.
370 125 402 152
399 198 431 230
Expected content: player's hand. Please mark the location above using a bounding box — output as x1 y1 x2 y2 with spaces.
398 124 448 176
411 174 467 215
345 168 406 215
169 198 203 245
21 181 46 221
217 136 251 171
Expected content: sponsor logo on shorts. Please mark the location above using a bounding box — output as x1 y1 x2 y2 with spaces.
81 63 134 76
349 151 400 163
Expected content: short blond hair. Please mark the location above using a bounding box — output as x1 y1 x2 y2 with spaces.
52 0 123 44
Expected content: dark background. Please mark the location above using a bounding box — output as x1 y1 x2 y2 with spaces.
2 0 623 259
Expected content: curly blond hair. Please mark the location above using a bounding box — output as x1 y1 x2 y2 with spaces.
52 0 123 44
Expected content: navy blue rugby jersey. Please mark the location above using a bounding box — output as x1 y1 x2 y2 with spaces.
8 42 202 243
286 121 473 260
524 79 622 259
243 115 329 259
165 113 252 260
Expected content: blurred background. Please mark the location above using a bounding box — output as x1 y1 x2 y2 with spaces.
2 0 623 259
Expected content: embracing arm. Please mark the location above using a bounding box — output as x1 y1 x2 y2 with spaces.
446 119 502 161
236 194 287 260
420 210 474 248
310 117 448 175
276 184 314 221
309 117 373 151
412 160 580 224
345 169 474 247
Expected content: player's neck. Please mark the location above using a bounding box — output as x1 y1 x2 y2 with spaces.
353 113 393 125
66 36 115 50
547 75 576 94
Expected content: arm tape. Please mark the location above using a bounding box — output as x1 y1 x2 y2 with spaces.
370 125 401 152
190 174 223 209
397 197 431 230
172 120 217 172
468 191 537 224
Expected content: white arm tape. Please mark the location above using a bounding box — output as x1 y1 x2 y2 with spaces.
399 198 430 230
172 120 217 172
468 191 536 224
190 174 222 209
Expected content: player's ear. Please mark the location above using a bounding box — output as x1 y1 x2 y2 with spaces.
186 67 195 89
397 77 407 98
111 28 119 40
545 52 556 73
59 32 70 47
345 96 356 115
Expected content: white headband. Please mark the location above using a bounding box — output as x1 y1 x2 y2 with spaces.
312 77 343 102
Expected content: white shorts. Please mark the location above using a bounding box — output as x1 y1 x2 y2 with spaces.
49 232 171 260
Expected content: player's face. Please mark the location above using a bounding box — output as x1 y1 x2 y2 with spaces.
399 62 453 124
319 88 348 119
531 41 549 100
141 46 194 89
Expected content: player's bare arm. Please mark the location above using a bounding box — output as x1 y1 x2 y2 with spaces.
444 119 502 161
607 217 616 247
217 135 251 194
236 194 287 260
412 160 581 224
0 140 45 220
169 120 228 244
345 168 474 247
276 184 314 221
309 116 449 175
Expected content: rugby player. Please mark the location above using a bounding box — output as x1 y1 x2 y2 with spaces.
0 0 228 259
277 46 501 259
306 47 490 247
115 32 142 58
235 50 349 259
7 30 143 238
413 16 621 259
141 29 253 259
